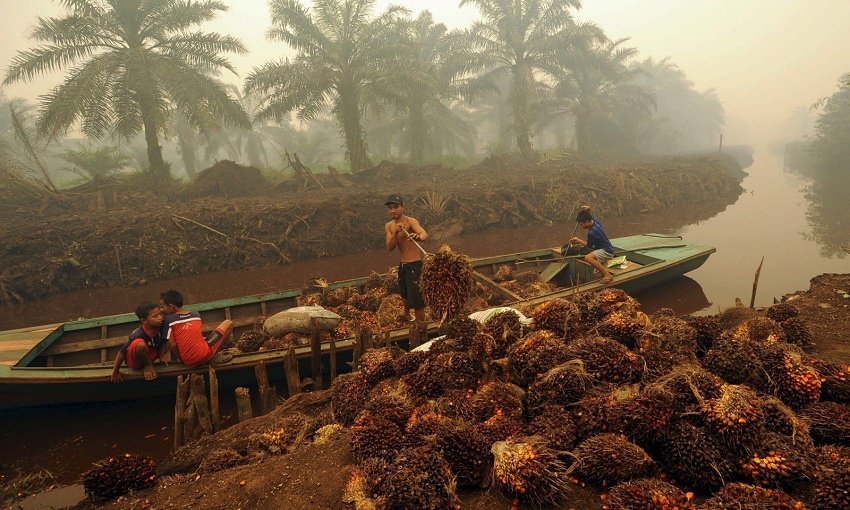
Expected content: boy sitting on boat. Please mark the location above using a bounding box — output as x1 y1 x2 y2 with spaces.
110 301 173 382
570 205 616 284
160 290 234 368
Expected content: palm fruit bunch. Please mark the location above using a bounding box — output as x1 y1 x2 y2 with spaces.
405 407 454 441
739 434 810 490
435 423 493 488
324 286 360 307
650 364 723 413
470 380 525 422
431 351 482 391
811 468 850 510
638 345 695 383
352 288 383 313
716 304 759 330
700 482 804 510
812 445 850 474
569 291 606 326
481 310 524 356
758 342 822 409
657 420 737 492
312 423 343 445
428 336 461 355
605 478 695 510
569 433 655 485
473 412 525 444
683 314 722 357
419 245 475 321
441 315 480 351
400 365 443 400
766 302 800 322
507 330 570 383
392 349 429 376
597 310 650 348
492 264 514 282
365 381 415 428
525 360 599 412
639 312 699 357
333 303 362 321
700 383 764 451
776 316 814 348
526 402 577 451
196 447 247 474
342 457 389 510
363 270 385 292
350 411 404 462
330 372 373 426
606 388 676 448
800 401 850 446
382 266 399 294
760 396 811 442
427 389 470 421
491 437 572 507
595 288 640 315
813 359 850 404
356 310 379 332
528 298 580 337
248 413 311 454
375 296 407 331
570 385 625 441
376 446 460 509
359 346 401 385
81 454 157 501
702 331 763 384
514 269 542 286
563 336 645 384
732 316 787 345
236 316 269 352
468 331 499 360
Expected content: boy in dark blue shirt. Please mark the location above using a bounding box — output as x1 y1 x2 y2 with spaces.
570 205 615 284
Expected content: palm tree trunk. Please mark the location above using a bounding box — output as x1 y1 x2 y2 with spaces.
139 102 168 177
511 66 534 161
409 102 425 166
575 111 591 156
338 81 370 171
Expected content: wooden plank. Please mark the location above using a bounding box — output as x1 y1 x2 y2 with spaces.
472 271 523 302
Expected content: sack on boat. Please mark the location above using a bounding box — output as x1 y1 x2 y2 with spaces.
468 307 533 327
263 306 343 336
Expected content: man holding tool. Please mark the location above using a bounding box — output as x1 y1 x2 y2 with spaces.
384 193 429 322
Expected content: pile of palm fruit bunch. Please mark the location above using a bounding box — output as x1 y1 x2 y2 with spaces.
494 266 558 298
419 244 475 321
324 292 850 509
81 454 157 501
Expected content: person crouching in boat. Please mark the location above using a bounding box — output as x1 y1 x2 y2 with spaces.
111 301 173 382
159 289 234 368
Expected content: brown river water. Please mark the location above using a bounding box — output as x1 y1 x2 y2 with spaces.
2 147 848 507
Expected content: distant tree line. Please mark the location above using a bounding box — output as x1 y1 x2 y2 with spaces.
2 0 727 184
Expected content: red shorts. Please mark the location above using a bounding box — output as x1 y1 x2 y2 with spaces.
125 338 160 369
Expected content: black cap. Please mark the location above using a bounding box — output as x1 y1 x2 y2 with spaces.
384 193 403 205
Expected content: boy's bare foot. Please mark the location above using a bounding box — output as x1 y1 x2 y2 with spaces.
144 368 158 381
600 275 613 284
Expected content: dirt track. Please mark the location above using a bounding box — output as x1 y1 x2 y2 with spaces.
0 154 745 304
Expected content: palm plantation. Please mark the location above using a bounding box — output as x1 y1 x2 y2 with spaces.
2 0 251 178
245 0 408 172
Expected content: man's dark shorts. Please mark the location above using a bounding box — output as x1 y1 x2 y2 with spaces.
398 260 425 310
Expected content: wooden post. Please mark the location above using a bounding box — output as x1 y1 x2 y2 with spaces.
310 325 323 390
191 374 213 436
174 375 190 449
328 336 337 384
235 387 253 422
750 256 765 309
208 366 220 432
284 344 301 398
408 322 421 350
351 325 364 372
255 361 275 415
183 395 197 443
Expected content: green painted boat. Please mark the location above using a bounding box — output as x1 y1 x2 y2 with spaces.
0 234 714 409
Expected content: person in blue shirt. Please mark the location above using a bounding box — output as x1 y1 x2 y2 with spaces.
569 205 616 284
110 301 173 382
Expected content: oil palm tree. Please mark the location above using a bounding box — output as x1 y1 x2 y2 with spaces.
3 0 251 178
245 0 408 172
456 0 586 161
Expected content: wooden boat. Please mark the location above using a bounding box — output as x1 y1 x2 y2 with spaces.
0 234 714 410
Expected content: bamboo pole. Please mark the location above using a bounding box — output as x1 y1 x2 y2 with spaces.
235 387 253 422
750 256 765 309
208 366 220 432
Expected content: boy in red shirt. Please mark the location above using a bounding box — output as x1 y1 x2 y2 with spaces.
159 289 234 368
111 301 172 382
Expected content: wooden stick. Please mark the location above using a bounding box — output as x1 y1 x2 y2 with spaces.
114 245 124 285
284 344 301 398
208 366 220 432
191 374 212 436
328 335 337 383
750 256 765 309
171 214 228 237
255 361 274 415
310 325 323 390
174 375 190 449
235 387 253 422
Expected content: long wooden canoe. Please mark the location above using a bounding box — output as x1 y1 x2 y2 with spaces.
0 234 714 409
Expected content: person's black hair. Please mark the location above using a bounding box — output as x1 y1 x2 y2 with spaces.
160 289 184 308
135 301 160 321
576 210 593 223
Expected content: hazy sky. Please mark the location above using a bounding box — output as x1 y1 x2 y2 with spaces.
1 0 848 147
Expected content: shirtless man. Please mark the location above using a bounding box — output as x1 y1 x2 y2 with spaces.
384 194 429 322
